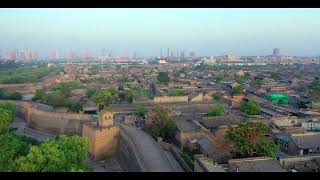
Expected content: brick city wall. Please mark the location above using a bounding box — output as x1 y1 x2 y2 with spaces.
153 96 189 103
0 83 39 92
83 125 120 160
116 128 143 172
27 108 85 135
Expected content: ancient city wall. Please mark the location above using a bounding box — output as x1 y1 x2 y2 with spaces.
116 128 143 172
153 96 188 103
27 108 86 135
83 125 120 160
0 83 39 92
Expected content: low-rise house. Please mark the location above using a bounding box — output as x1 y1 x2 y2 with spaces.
277 133 320 155
198 114 243 132
174 119 209 149
279 155 320 172
194 155 227 172
302 121 320 131
271 116 299 128
228 157 287 172
197 136 215 157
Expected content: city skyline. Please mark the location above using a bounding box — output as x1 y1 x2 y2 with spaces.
1 8 320 56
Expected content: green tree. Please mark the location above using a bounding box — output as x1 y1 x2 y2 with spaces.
0 102 16 134
32 89 45 101
67 101 82 113
167 90 185 96
232 85 244 95
240 100 261 115
119 77 132 83
310 79 320 93
0 133 30 171
52 82 86 97
212 94 221 101
251 79 265 88
135 106 148 117
0 88 4 99
125 89 133 103
145 105 176 142
214 74 225 82
16 135 89 172
86 88 97 99
95 89 113 109
43 92 68 107
226 121 278 157
157 72 169 84
270 73 281 81
208 105 225 116
8 92 22 100
234 75 245 85
244 72 251 77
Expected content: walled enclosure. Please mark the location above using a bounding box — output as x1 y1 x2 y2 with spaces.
11 101 180 171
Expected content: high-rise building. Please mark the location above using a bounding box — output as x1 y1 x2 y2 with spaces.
170 51 175 57
167 48 170 57
160 48 162 58
189 51 196 58
31 51 38 60
80 50 91 59
5 51 16 60
180 51 185 58
16 50 26 60
223 52 240 61
48 51 59 60
66 50 77 60
101 48 107 57
273 48 280 56
25 51 32 61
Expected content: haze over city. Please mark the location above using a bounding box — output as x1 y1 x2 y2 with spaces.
2 7 320 173
1 8 320 57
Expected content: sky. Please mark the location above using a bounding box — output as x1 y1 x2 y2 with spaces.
0 8 320 57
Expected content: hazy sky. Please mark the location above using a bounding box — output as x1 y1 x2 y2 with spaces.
0 8 320 57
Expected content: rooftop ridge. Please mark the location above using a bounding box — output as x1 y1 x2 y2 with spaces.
291 132 320 137
229 156 274 163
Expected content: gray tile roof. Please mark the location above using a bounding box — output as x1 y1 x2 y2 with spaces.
198 136 215 155
175 119 203 132
291 133 320 149
228 157 287 172
199 114 243 129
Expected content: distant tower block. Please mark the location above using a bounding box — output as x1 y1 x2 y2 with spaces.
160 48 162 58
273 48 280 56
167 48 170 57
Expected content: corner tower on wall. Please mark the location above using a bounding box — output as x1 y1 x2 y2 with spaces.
99 111 114 127
82 110 120 160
